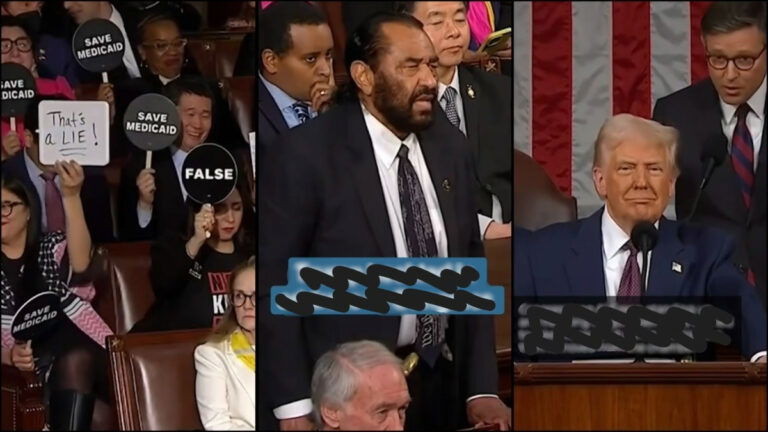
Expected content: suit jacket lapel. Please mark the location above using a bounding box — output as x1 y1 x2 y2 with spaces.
419 127 460 256
225 343 255 408
457 66 480 157
258 79 290 136
565 209 606 299
344 103 397 256
646 218 690 298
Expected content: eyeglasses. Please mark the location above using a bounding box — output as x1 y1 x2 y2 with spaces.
142 38 188 55
706 45 766 71
1 201 26 217
233 292 255 307
1 37 33 54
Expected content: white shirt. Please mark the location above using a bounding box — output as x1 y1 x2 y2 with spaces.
137 147 189 228
159 74 181 85
24 151 61 233
439 67 504 238
720 75 765 172
273 103 496 421
601 208 766 362
108 5 141 79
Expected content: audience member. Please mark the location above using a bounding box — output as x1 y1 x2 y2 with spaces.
311 340 410 431
399 1 512 240
194 256 255 430
1 171 114 430
131 176 254 332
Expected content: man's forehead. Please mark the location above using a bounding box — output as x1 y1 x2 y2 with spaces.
288 23 333 54
381 22 436 61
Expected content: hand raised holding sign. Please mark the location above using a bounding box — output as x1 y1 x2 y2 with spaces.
55 160 85 198
11 341 34 372
186 204 214 258
136 168 156 208
2 131 22 160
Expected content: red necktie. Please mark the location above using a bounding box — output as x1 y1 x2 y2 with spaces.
617 242 642 303
40 172 65 232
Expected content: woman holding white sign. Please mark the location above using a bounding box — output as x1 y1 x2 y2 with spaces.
0 170 115 430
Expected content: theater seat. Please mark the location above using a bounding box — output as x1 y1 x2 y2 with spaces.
514 150 577 230
0 367 45 431
220 76 254 142
107 329 210 430
187 33 246 80
91 242 154 335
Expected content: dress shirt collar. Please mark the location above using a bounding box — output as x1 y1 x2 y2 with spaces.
602 207 660 261
720 74 766 124
259 72 303 113
438 66 461 102
23 150 45 180
361 102 418 170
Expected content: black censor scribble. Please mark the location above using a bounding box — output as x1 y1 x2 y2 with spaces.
274 265 496 316
518 302 734 356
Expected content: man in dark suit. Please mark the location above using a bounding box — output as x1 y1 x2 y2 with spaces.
257 2 335 159
399 1 512 241
259 12 509 431
516 114 767 362
652 1 767 308
1 97 114 243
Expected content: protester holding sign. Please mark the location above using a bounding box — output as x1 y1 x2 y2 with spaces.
1 16 114 160
0 172 114 430
2 96 115 243
130 176 254 333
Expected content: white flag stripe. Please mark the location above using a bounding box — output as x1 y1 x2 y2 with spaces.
571 1 613 217
513 1 532 155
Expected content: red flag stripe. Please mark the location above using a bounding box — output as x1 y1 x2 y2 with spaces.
689 1 713 84
612 1 651 118
531 1 573 195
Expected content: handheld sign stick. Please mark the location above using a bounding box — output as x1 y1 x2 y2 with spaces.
10 116 16 132
182 144 239 240
102 72 109 84
123 94 180 171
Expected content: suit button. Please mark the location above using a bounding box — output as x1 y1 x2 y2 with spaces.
737 264 747 274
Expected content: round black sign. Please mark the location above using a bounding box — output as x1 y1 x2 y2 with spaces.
123 93 181 151
182 143 238 204
1 62 37 117
11 292 62 342
72 18 126 73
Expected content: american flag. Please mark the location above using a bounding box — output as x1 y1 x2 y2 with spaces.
513 1 714 219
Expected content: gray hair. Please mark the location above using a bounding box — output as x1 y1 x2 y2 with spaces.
311 340 403 427
592 113 680 177
701 1 766 38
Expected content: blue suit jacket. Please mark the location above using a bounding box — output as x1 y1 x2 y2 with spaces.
515 208 767 360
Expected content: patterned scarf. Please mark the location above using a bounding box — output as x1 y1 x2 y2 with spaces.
230 328 255 372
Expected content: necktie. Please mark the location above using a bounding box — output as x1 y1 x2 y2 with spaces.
40 172 65 232
731 104 754 209
291 102 310 125
442 87 461 129
617 242 642 302
396 144 443 367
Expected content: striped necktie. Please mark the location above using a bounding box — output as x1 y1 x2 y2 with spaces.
731 104 754 209
291 102 310 125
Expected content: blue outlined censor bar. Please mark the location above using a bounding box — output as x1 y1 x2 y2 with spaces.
270 258 505 316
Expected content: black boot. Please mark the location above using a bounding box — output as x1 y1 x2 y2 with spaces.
49 390 95 431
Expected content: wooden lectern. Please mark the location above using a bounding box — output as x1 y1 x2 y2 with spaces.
514 362 766 430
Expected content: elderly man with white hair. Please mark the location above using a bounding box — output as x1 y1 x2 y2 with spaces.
514 113 767 363
311 340 410 431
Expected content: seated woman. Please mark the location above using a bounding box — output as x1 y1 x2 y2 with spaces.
130 176 255 332
194 256 255 430
0 15 114 161
0 169 114 430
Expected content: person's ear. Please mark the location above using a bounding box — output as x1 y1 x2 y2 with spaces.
262 49 279 75
592 165 607 199
320 404 342 429
350 60 374 97
23 130 34 147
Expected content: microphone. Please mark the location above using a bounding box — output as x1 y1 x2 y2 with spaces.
631 221 659 295
685 136 727 222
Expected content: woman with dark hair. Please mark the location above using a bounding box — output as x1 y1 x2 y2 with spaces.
194 256 255 430
0 166 114 430
131 174 255 333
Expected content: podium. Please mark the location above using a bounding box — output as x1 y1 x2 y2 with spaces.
514 362 766 430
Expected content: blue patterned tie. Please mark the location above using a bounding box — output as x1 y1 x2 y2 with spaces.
731 104 754 209
291 102 310 125
397 144 443 367
442 86 460 129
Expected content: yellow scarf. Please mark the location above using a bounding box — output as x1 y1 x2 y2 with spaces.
230 328 255 372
